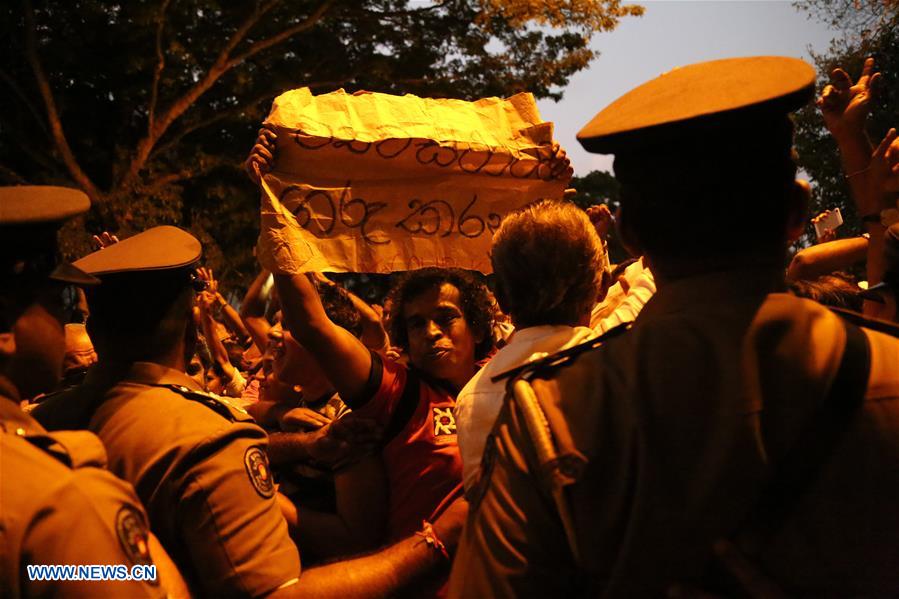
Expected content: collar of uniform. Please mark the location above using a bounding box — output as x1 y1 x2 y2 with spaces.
124 361 205 391
0 396 50 436
638 268 785 321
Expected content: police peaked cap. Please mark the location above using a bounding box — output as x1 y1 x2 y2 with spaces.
74 226 202 277
577 56 816 157
0 185 98 285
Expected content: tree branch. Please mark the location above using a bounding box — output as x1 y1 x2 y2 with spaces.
149 76 351 163
148 0 173 135
0 67 51 141
15 136 67 177
125 0 282 187
149 91 279 161
147 169 193 189
227 0 335 67
1 113 69 177
141 156 235 194
359 2 446 19
0 163 28 184
23 0 100 199
123 0 334 190
218 0 283 68
306 78 354 89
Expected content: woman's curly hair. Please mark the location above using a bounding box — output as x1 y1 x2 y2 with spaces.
385 268 494 361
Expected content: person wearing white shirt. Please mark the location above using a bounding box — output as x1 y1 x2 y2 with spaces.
591 257 656 334
455 200 607 492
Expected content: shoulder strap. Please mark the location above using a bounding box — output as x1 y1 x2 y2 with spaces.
482 324 632 567
508 377 584 565
491 322 632 385
148 383 253 423
382 368 421 445
735 317 871 554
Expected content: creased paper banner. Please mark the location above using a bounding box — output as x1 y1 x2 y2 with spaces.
257 87 567 274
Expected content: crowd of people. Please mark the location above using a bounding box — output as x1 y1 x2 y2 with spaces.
3 54 899 598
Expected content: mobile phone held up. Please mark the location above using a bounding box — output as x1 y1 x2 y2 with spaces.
814 208 843 242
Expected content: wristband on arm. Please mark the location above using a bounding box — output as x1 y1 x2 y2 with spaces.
415 520 449 560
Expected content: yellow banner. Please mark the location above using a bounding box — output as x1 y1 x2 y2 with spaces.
257 88 567 274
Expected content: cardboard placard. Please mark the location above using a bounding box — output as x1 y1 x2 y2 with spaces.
257 88 567 274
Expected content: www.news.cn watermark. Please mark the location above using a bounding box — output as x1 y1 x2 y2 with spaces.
27 564 157 582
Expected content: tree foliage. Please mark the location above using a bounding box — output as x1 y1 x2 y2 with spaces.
793 0 898 241
0 0 642 286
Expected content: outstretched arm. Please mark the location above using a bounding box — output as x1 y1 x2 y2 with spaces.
296 456 388 558
272 497 467 599
786 236 869 282
267 411 381 467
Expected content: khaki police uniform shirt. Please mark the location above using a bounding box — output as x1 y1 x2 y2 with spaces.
32 362 301 597
0 398 164 598
450 269 899 597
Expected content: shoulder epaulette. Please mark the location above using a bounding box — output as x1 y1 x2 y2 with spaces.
491 322 632 384
18 432 75 468
152 384 252 423
25 429 108 469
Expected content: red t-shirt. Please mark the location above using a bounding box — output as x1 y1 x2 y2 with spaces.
352 353 463 541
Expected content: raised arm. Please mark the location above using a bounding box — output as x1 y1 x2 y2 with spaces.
241 268 274 351
861 128 899 317
275 273 375 402
818 57 880 203
197 289 238 383
197 267 252 345
218 294 252 346
817 58 896 317
248 126 376 401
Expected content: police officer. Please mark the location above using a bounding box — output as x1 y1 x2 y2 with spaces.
0 186 169 598
31 225 303 596
33 225 468 598
449 57 899 597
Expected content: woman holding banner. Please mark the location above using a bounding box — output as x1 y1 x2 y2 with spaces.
248 132 501 594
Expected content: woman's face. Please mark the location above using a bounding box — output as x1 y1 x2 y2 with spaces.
401 283 479 389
